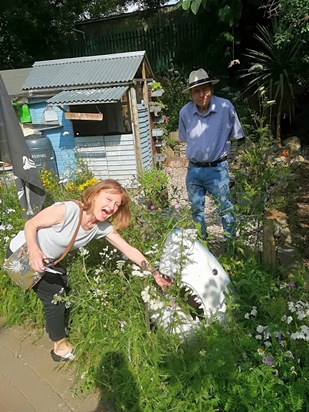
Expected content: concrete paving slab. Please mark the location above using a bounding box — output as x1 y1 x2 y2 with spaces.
0 318 103 412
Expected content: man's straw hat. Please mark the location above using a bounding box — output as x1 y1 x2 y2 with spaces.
186 68 219 90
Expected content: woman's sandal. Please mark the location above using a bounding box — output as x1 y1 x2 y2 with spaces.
50 349 75 362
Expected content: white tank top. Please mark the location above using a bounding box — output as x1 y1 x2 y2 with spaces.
9 201 112 259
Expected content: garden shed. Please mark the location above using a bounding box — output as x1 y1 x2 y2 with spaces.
21 51 154 184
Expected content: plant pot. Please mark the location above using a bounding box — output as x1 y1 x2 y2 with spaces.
154 138 166 147
149 105 162 115
153 114 164 123
152 128 164 137
151 89 164 97
154 153 167 163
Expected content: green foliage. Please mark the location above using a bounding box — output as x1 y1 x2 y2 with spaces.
40 160 98 206
0 160 308 410
137 168 169 209
150 81 163 91
157 65 188 133
0 179 25 246
275 0 309 86
241 23 305 143
278 0 309 38
0 0 164 69
181 0 243 24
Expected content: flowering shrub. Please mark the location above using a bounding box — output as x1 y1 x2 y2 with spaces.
137 168 169 209
40 160 98 204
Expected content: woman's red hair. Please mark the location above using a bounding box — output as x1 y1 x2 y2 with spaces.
81 179 131 230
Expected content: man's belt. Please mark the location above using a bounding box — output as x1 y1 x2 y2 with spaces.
189 156 227 167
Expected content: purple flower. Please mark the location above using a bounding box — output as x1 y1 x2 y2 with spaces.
276 332 282 342
262 355 274 366
288 282 296 288
149 204 156 210
174 204 180 210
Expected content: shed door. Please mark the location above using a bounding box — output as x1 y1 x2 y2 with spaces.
137 103 152 171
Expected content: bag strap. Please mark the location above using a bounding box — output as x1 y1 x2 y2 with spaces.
53 201 83 265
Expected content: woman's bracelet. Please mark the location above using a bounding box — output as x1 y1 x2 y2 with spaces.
141 260 159 275
151 268 159 275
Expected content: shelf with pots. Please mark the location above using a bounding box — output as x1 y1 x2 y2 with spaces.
149 81 167 165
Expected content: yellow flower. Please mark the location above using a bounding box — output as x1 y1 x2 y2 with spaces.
65 182 76 191
77 178 98 191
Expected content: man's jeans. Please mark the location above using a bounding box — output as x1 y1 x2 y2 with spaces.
186 161 235 239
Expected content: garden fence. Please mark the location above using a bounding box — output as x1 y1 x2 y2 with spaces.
72 20 213 73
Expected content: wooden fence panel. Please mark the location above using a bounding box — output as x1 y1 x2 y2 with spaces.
75 21 210 73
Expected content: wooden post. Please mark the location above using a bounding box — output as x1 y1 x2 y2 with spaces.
129 85 143 173
263 209 289 274
263 212 277 274
141 61 149 106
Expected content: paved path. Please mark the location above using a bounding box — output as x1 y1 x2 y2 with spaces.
0 318 105 412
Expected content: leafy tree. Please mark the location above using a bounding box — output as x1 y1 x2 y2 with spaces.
0 0 168 69
260 0 308 68
132 0 168 10
180 0 243 25
0 0 87 69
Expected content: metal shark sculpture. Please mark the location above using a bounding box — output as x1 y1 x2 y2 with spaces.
142 227 232 337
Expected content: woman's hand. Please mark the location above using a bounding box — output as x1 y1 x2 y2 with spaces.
28 246 47 273
106 230 172 290
152 270 172 289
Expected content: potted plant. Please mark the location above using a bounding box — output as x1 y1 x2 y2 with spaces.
150 81 165 97
149 101 165 115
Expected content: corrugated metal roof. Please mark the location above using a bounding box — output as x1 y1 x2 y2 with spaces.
23 51 150 90
47 86 128 105
0 68 31 96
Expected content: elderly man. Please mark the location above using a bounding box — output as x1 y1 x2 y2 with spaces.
178 68 244 240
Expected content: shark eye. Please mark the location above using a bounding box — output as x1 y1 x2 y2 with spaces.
212 268 218 276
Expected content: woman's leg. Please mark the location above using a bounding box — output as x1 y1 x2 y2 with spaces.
6 246 74 358
33 269 74 357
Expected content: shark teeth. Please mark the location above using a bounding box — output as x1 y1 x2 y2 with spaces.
180 284 206 313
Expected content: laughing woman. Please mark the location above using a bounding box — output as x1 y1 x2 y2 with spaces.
6 179 170 362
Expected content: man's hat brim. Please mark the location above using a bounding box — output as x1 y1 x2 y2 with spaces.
185 78 219 91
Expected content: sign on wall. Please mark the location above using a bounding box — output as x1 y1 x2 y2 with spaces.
65 112 103 121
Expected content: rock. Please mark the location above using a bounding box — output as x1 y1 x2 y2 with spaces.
283 136 301 153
